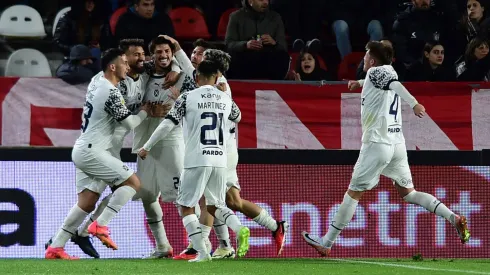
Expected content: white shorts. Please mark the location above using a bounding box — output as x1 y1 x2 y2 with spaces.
177 167 227 208
133 143 184 202
72 146 133 194
226 142 240 191
349 142 413 192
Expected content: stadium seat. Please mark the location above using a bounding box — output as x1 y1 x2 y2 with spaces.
337 52 364 80
52 7 71 36
169 7 211 40
0 5 46 38
5 49 52 77
110 6 127 35
289 52 328 71
217 8 238 39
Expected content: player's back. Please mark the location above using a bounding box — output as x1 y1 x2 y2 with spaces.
75 74 128 150
183 85 233 168
361 65 404 145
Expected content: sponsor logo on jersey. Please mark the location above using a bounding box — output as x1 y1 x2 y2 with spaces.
388 127 401 133
202 150 224 156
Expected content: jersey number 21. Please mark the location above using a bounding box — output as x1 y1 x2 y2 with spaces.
200 112 224 146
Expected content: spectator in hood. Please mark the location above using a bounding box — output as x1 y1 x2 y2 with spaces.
225 0 290 80
392 0 459 66
115 0 175 48
56 44 100 85
54 0 110 58
405 41 455 81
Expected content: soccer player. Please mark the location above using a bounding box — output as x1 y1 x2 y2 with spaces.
130 36 192 258
45 48 150 259
165 34 289 259
301 41 471 256
138 59 250 262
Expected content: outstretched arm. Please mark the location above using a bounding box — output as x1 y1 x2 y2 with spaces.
389 81 425 118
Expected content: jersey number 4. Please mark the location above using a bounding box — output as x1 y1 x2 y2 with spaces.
200 112 224 146
389 94 399 122
81 102 93 133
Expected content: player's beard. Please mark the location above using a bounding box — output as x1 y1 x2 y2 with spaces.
129 64 145 74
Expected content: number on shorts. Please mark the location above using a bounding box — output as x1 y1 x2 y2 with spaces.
200 112 224 145
173 177 180 190
81 101 94 133
389 94 399 122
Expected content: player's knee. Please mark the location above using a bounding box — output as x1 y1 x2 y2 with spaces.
124 174 141 192
226 197 242 211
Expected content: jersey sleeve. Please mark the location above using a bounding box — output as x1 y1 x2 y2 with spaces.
229 100 241 122
104 88 132 121
368 66 398 90
165 92 188 125
180 74 198 93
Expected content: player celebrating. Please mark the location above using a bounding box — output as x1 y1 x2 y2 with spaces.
138 59 250 262
301 41 470 256
45 48 149 259
165 35 288 259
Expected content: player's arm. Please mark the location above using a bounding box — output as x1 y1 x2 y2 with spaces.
104 89 148 130
174 49 195 77
140 93 187 154
389 81 425 118
229 100 241 123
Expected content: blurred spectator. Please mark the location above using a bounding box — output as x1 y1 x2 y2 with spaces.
405 41 455 81
455 37 490 81
290 40 333 81
330 0 384 59
392 0 459 66
225 0 290 80
270 0 326 41
54 0 110 58
461 0 490 41
115 0 174 48
356 39 406 80
56 44 99 85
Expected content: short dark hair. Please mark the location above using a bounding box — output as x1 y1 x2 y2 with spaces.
101 48 125 71
197 60 220 78
365 41 393 66
203 49 231 73
148 36 175 54
133 0 153 5
193 39 214 50
119 39 145 53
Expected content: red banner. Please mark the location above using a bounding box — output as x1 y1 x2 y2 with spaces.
1 78 490 150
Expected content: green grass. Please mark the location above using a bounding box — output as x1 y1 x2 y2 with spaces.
1 259 489 275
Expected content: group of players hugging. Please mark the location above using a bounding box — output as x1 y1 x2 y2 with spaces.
44 35 470 262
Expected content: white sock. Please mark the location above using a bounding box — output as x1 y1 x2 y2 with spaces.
51 205 88 248
80 194 112 237
322 193 358 248
183 214 206 253
213 218 231 249
144 201 170 249
253 209 278 232
97 186 136 226
403 191 456 224
201 224 212 240
214 207 243 233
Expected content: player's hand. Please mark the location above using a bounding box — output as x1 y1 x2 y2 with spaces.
348 80 361 91
158 35 181 51
140 102 151 114
138 148 148 160
247 40 263 51
151 103 172 118
261 34 276 46
215 82 227 92
169 86 180 100
163 71 181 89
413 104 426 118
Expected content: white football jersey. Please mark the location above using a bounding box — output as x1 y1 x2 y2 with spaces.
166 85 241 168
361 65 404 145
217 75 237 147
133 73 189 150
74 74 132 150
117 73 149 113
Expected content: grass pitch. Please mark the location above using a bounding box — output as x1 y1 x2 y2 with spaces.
1 258 489 275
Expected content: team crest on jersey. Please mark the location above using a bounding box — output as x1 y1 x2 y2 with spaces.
123 165 129 171
137 93 142 100
154 89 159 97
119 82 128 96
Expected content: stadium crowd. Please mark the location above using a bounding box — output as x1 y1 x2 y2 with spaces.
0 0 490 82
